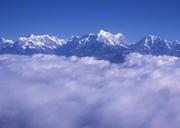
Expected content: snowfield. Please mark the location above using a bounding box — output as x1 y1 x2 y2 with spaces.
0 53 180 128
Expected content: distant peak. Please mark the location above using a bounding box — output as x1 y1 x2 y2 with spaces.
98 29 111 35
136 35 173 50
98 30 124 39
141 35 161 43
71 35 80 39
147 34 157 37
98 30 114 36
28 34 35 38
97 29 127 46
69 36 80 42
27 34 51 38
17 34 66 50
0 37 14 44
89 33 95 36
143 35 172 44
145 35 159 39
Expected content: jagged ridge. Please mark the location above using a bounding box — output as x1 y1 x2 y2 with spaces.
0 30 180 62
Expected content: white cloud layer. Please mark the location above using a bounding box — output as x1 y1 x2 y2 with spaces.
0 53 180 128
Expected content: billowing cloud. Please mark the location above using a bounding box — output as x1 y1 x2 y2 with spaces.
0 53 180 128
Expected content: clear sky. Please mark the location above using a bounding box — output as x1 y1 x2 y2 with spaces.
0 0 180 42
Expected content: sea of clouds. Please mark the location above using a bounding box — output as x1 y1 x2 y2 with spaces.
0 53 180 128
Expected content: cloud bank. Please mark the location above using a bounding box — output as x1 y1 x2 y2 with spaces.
0 53 180 128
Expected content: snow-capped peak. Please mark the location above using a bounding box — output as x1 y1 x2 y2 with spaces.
68 36 80 42
144 35 160 43
97 30 127 47
135 35 173 50
143 35 172 45
0 37 14 44
18 34 66 49
0 37 15 49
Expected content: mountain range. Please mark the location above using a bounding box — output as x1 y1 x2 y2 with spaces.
1 30 180 63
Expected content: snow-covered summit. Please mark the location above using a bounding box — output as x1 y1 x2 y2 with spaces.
0 37 15 50
136 35 172 49
130 35 176 56
17 34 66 49
0 37 14 45
144 35 160 43
97 30 127 47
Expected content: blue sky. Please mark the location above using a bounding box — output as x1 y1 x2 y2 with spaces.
0 0 180 42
